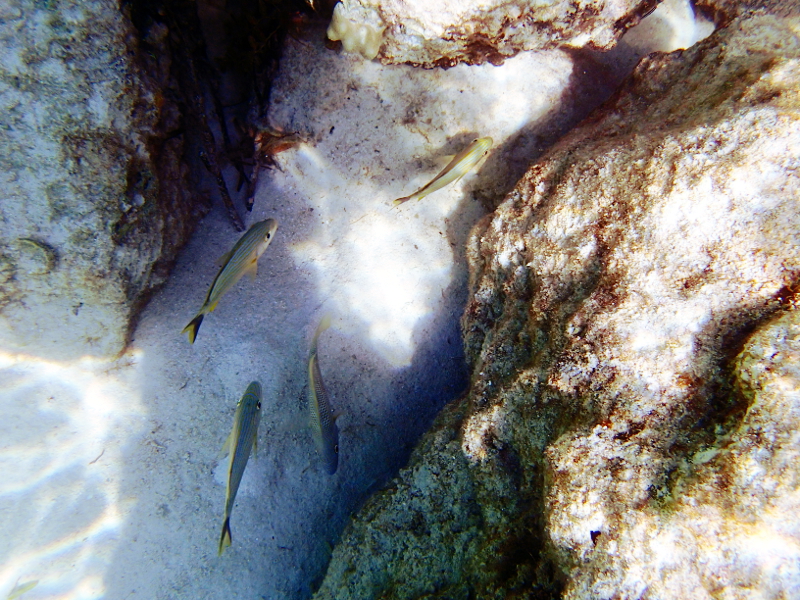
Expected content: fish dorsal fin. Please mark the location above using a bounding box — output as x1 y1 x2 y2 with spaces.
218 431 233 460
217 249 234 267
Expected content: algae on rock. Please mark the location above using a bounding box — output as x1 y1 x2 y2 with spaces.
327 0 659 68
0 0 202 359
312 5 800 599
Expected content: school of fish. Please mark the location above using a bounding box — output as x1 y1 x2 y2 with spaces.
182 135 491 554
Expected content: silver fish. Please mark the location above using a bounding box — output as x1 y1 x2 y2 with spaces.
308 315 340 474
393 137 493 205
183 219 278 343
219 381 262 555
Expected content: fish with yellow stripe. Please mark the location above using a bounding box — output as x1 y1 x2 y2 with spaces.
183 219 278 343
308 315 340 474
218 381 262 555
393 137 492 205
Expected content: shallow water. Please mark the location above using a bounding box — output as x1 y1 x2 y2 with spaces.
0 1 713 597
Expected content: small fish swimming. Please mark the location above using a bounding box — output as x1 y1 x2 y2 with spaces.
308 315 340 474
183 219 278 343
218 381 262 556
393 137 493 205
7 580 38 600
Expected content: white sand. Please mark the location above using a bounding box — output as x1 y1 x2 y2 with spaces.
0 2 710 598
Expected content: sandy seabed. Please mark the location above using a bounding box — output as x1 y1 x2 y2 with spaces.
0 2 712 598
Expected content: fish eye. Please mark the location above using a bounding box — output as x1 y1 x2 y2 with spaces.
265 233 271 239
256 401 262 409
334 444 339 454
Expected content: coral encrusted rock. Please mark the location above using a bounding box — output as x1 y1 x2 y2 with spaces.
0 0 202 359
312 6 800 600
327 0 657 67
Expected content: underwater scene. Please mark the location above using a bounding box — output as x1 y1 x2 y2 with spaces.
1 0 799 598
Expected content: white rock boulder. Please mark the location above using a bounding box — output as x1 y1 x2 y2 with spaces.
327 0 659 66
0 0 201 359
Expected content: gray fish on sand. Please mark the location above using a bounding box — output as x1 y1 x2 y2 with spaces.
183 219 278 343
219 381 262 555
393 137 493 205
308 315 340 474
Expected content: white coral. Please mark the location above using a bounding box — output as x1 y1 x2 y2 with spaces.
327 2 385 60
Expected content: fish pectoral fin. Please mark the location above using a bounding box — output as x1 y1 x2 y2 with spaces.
216 249 234 267
245 258 258 281
252 435 258 459
452 171 469 186
208 299 220 313
472 149 491 172
217 431 233 460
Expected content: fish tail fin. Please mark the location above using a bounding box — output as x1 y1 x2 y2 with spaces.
218 517 232 556
182 313 204 344
315 314 332 340
392 196 411 206
310 314 332 355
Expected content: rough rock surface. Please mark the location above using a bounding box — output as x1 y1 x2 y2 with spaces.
313 8 800 600
328 0 658 67
0 0 201 359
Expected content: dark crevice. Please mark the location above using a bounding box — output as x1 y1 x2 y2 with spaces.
125 0 314 232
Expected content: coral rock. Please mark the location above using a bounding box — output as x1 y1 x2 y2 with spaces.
328 0 658 67
0 0 202 359
313 6 800 599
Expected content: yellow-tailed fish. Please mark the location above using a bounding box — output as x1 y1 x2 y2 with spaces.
183 218 278 343
393 137 493 205
218 381 262 555
7 581 38 600
308 315 340 474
